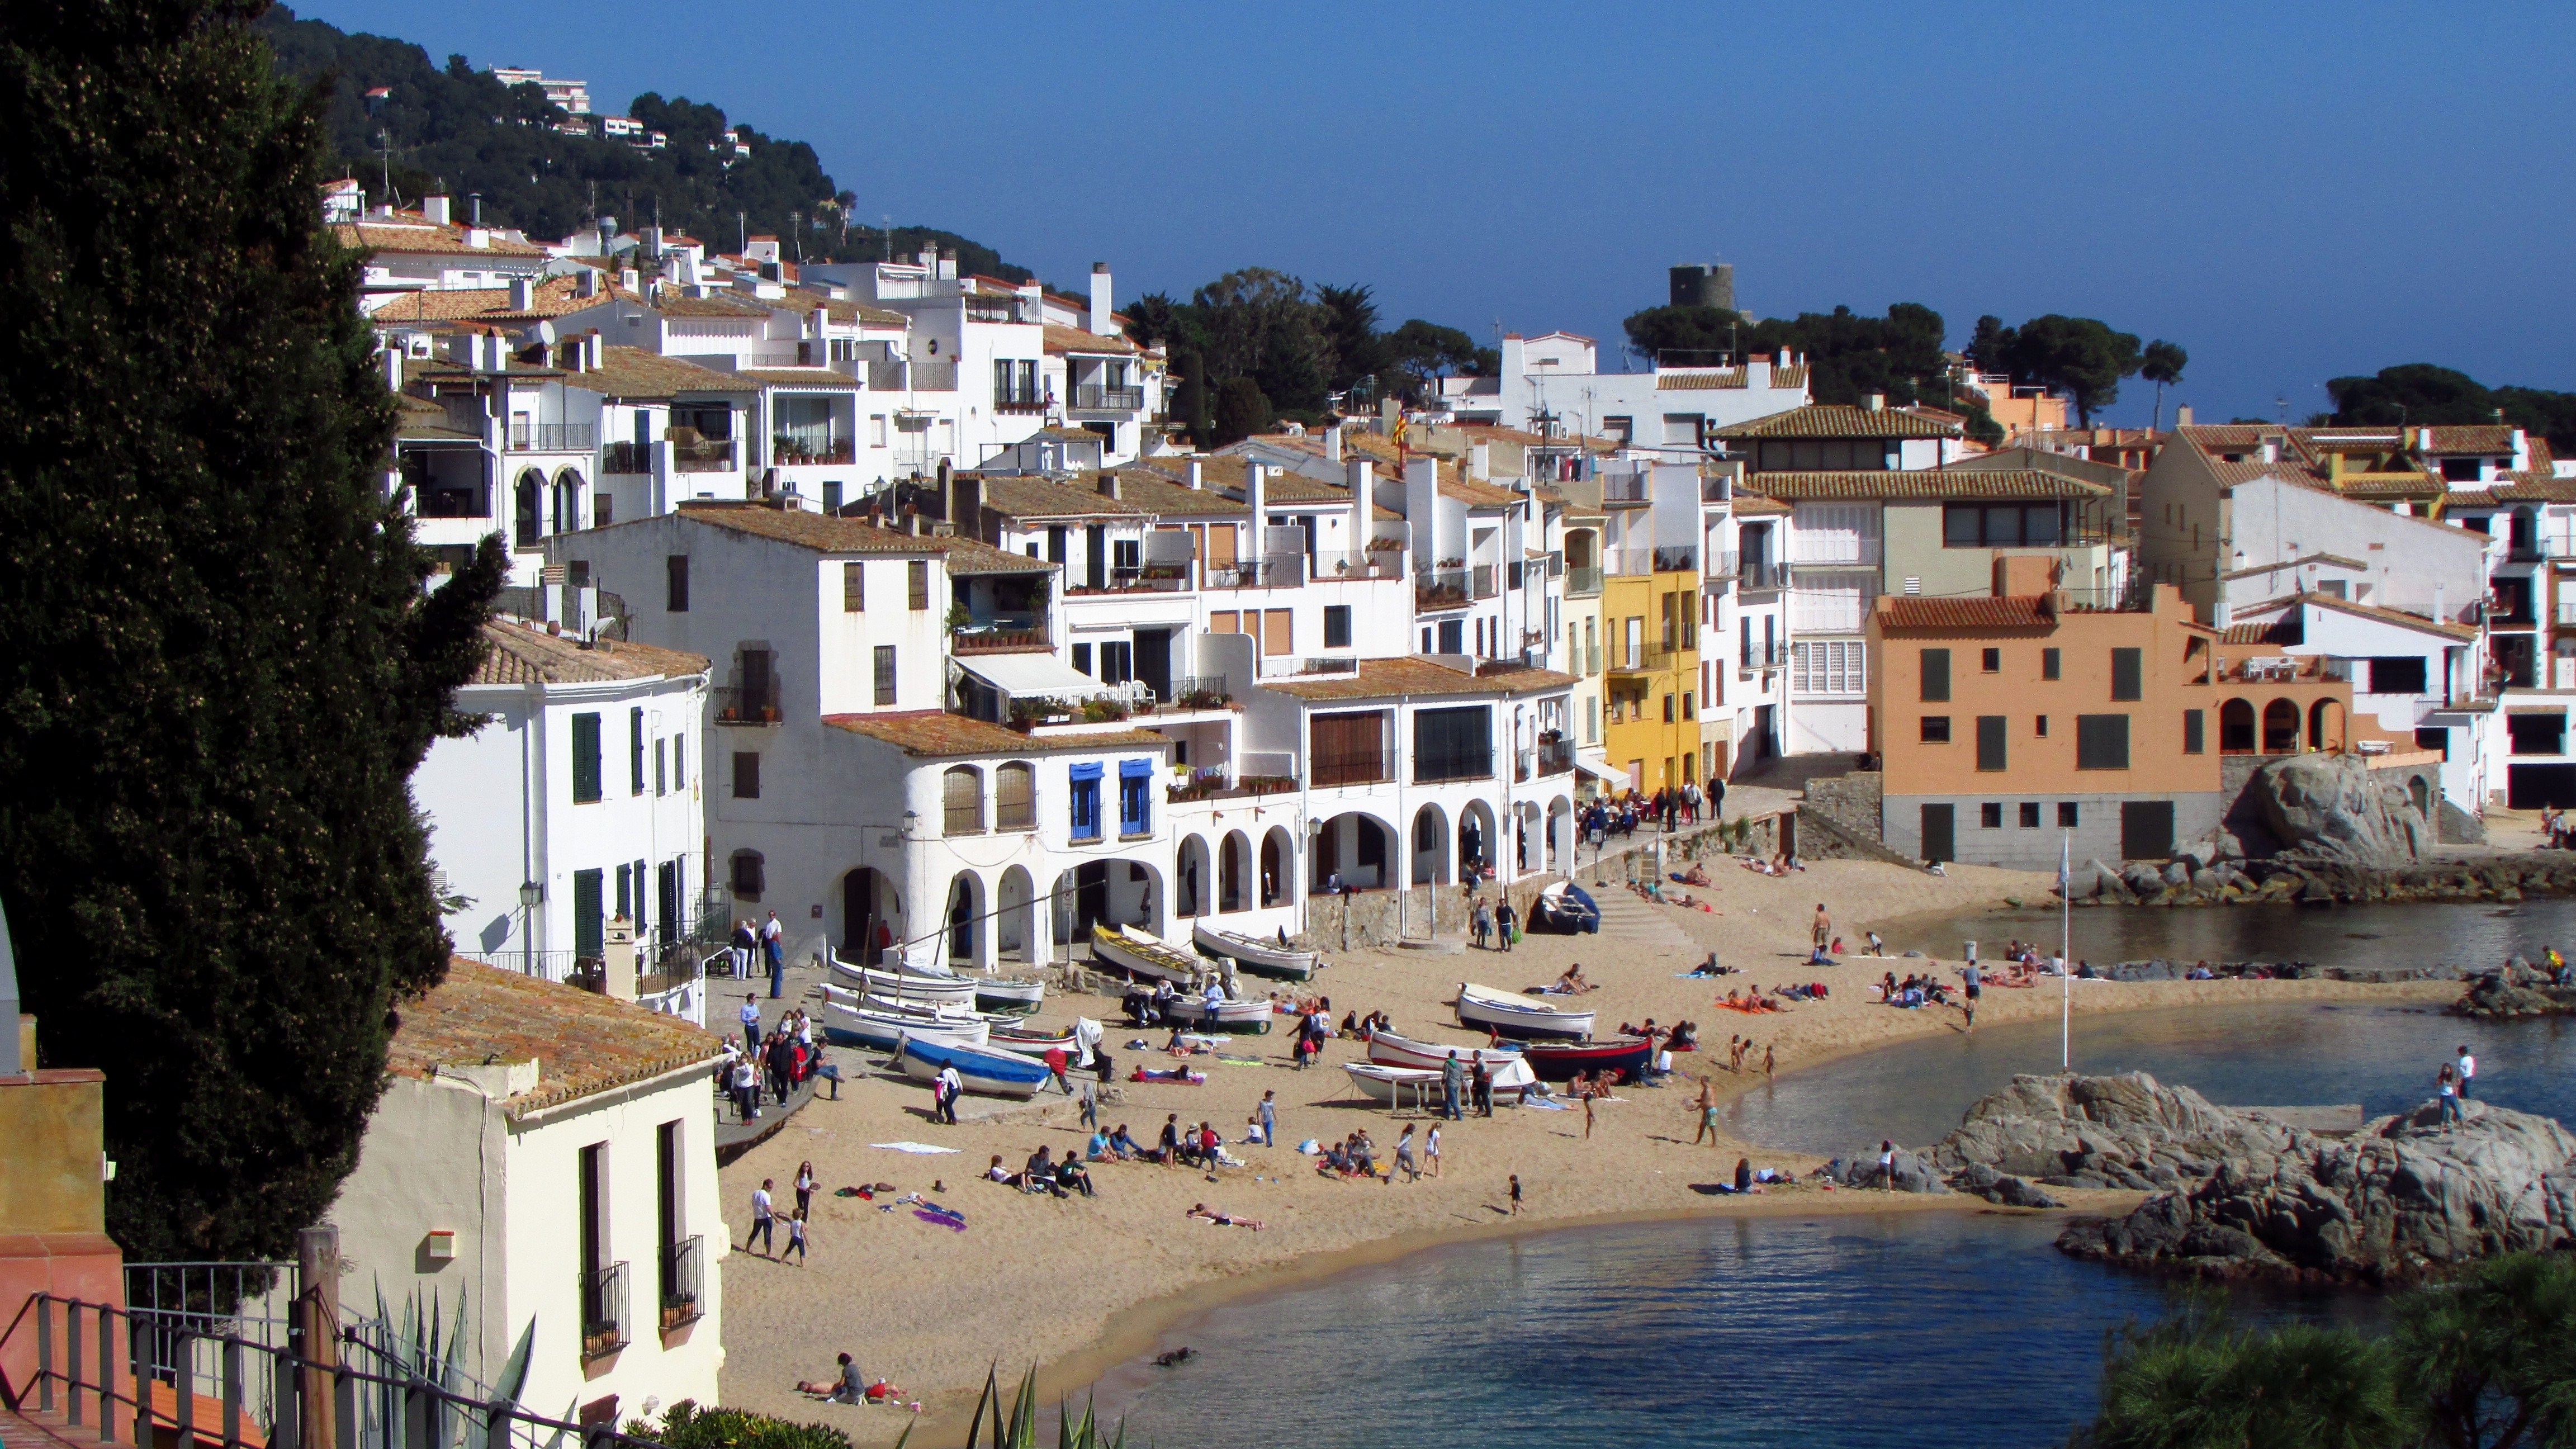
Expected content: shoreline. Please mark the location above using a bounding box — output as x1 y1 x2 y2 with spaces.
711 858 2459 1447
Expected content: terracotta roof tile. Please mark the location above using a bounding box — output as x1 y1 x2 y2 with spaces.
824 711 1173 757
1873 596 2055 630
335 216 547 258
1746 469 2109 501
1042 324 1138 357
470 619 708 686
734 367 861 390
1260 657 1575 701
2418 425 2520 454
389 960 723 1119
2300 591 2479 641
650 291 776 318
973 474 1153 520
2221 619 2302 646
674 502 1050 574
561 345 754 399
1715 404 1961 440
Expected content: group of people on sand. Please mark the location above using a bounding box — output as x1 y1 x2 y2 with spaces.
718 1000 828 1122
743 1165 817 1264
1723 1034 1775 1076
796 1352 908 1409
986 1144 1097 1198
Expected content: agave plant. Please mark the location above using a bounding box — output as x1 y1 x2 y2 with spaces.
960 1363 1126 1449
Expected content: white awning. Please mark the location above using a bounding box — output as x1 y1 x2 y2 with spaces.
956 652 1102 699
1574 751 1630 791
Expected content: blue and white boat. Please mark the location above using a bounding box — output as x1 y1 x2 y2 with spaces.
1529 880 1600 935
893 1034 1055 1100
821 999 988 1053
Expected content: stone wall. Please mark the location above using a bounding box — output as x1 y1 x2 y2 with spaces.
1304 883 1488 951
1803 770 1884 838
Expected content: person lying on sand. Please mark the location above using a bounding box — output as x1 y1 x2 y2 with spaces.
797 1353 870 1402
1188 1203 1264 1230
1675 864 1713 887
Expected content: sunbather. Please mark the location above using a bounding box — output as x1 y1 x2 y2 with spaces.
1187 1203 1264 1230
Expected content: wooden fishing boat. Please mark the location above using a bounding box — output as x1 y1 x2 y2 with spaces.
984 1024 1080 1057
1520 1035 1655 1083
972 976 1047 1013
892 1035 1053 1100
1338 1062 1446 1107
821 1000 989 1053
1453 982 1595 1041
1192 921 1322 981
828 957 979 1008
1161 995 1275 1033
1090 924 1201 985
1365 1031 1536 1100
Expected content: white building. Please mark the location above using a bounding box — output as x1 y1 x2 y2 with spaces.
337 199 551 310
415 618 711 985
327 960 726 1430
1439 331 1812 456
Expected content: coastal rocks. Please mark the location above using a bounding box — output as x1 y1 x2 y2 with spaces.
2250 753 2429 866
2057 1099 2576 1283
2439 800 2485 845
1951 1161 2062 1209
2450 972 2576 1019
1822 1148 1952 1194
1924 1073 2295 1194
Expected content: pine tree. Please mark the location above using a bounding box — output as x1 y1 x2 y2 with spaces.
0 0 503 1263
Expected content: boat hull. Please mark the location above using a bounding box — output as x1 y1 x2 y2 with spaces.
1455 983 1595 1041
1365 1031 1534 1100
1091 925 1200 984
1521 1036 1655 1083
1192 921 1320 981
830 959 979 1007
973 977 1046 1013
822 1002 988 1053
893 1036 1052 1100
1163 997 1275 1033
986 1028 1078 1057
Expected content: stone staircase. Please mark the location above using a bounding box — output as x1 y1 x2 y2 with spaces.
1583 880 1697 956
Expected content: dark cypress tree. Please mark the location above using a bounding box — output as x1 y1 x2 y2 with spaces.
0 1 503 1262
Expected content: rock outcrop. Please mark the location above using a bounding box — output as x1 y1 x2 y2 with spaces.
1924 1072 2297 1192
2450 971 2576 1019
2250 752 2430 866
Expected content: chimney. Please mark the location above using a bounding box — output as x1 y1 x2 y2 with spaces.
2175 404 2194 428
1468 441 1490 479
1097 475 1121 501
507 277 534 311
1774 350 1789 368
576 267 598 298
1324 423 1343 463
917 247 936 271
1185 458 1203 490
583 331 602 371
618 266 640 295
1347 456 1372 498
1245 462 1268 551
937 248 957 281
381 344 403 391
468 193 482 226
1863 393 1885 411
1089 262 1114 337
421 195 452 226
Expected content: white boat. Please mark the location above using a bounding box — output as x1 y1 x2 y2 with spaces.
973 976 1047 1012
1366 1030 1536 1101
1192 921 1322 981
1091 924 1201 985
1339 1063 1451 1108
892 1036 1052 1100
828 958 979 1008
821 1000 989 1053
1454 982 1595 1041
819 981 984 1021
1163 995 1277 1033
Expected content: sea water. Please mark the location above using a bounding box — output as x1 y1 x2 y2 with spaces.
1096 1002 2576 1447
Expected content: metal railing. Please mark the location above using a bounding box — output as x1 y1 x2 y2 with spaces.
1313 551 1404 581
1310 750 1391 788
671 437 734 472
715 681 781 723
1739 643 1788 669
1566 565 1603 596
600 441 652 474
954 616 1050 653
1601 474 1651 505
1413 749 1494 784
508 422 593 452
1073 384 1144 411
1149 674 1229 710
454 949 579 981
579 1262 629 1362
1206 553 1305 588
1535 738 1576 776
1789 539 1881 567
1606 553 1656 577
770 438 854 466
659 1237 704 1331
1415 569 1469 610
1652 547 1699 574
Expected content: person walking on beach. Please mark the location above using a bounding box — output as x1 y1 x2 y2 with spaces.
1497 898 1517 951
746 1179 776 1255
1508 1173 1523 1215
784 1209 808 1266
1080 1079 1099 1130
1580 1079 1596 1139
1692 1076 1718 1146
1471 898 1493 950
2457 1044 2477 1099
1442 1049 1465 1121
795 1161 816 1218
1470 1053 1493 1117
1393 1124 1421 1183
935 1064 963 1125
2437 1064 2464 1124
1427 1123 1443 1177
1258 1090 1276 1147
1762 1043 1775 1078
1810 904 1832 965
740 993 763 1052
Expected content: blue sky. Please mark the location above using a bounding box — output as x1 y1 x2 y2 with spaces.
295 0 2576 427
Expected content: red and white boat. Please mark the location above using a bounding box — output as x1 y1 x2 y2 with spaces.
1519 1035 1655 1083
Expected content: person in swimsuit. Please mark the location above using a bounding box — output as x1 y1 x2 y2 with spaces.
1187 1203 1264 1229
1692 1076 1718 1146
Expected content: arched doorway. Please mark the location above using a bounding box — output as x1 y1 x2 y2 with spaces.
996 865 1037 963
2409 775 2432 819
2308 698 2345 752
1176 835 1211 916
513 470 544 548
2219 698 2256 754
1457 800 1497 883
944 870 987 965
2262 699 2300 754
1411 803 1451 886
1310 812 1394 891
840 868 898 965
1219 830 1250 912
552 467 585 534
1260 827 1292 907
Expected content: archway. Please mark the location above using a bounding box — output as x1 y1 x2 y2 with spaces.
1176 835 1211 917
1411 803 1451 886
1310 812 1394 891
1219 830 1250 912
839 867 899 965
944 870 988 967
2409 775 2432 818
1545 796 1574 873
513 470 544 548
552 467 585 534
1260 827 1292 907
2219 698 2256 754
2308 698 2345 752
1514 802 1542 874
1457 799 1498 883
2262 698 2300 754
996 865 1038 964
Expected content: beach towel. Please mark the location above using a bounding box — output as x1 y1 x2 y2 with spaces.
1130 1068 1207 1084
870 1141 962 1154
1524 1096 1571 1111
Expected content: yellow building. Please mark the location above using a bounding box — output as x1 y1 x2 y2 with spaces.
1599 561 1703 793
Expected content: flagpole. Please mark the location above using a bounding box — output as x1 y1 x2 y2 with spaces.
2060 833 2072 1071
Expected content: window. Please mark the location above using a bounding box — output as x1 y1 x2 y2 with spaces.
666 555 689 612
1981 802 2003 828
1791 640 1867 696
1942 501 2067 547
1069 764 1102 840
1118 760 1152 836
655 738 667 796
2076 714 2130 770
2036 715 2049 737
732 750 760 798
571 712 603 802
729 850 764 898
1920 648 1950 702
2019 802 2041 828
992 358 1039 406
995 761 1035 830
1262 609 1292 656
1981 648 2000 674
1098 640 1133 686
2509 713 2566 756
1920 715 1952 744
842 561 865 612
672 733 685 788
943 765 984 834
2370 657 2428 695
2184 709 2205 754
2058 802 2080 828
1663 693 1675 722
630 707 646 794
907 560 929 610
2110 647 2142 701
1414 705 1494 782
1976 716 2007 771
874 646 897 706
2416 726 2450 760
2042 647 2060 680
1682 692 1694 721
1324 605 1352 649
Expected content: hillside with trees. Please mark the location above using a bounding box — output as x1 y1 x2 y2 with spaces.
255 4 1028 279
2323 363 2576 452
1623 301 2010 443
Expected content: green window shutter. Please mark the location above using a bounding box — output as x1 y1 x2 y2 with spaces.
1920 648 1950 702
574 869 604 958
2076 713 2130 770
630 707 645 794
571 713 603 802
2110 647 2142 701
1976 716 2007 771
2184 709 2206 754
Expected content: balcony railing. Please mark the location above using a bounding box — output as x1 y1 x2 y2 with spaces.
954 614 1051 653
1790 539 1882 567
1738 644 1788 669
1566 565 1603 596
1736 561 1788 590
1535 737 1576 776
1601 475 1651 506
1314 550 1404 581
994 391 1048 414
771 438 855 466
715 682 781 724
1414 748 1494 784
1471 564 1499 599
580 1261 629 1360
602 441 652 474
1608 646 1678 674
1415 569 1469 610
1067 565 1191 595
1310 750 1391 788
1607 553 1656 577
671 437 735 472
1149 674 1231 711
510 422 594 452
1206 553 1306 588
868 360 909 390
660 1235 704 1330
1073 384 1145 411
1652 547 1699 574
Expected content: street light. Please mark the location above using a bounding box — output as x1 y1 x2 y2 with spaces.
518 880 542 976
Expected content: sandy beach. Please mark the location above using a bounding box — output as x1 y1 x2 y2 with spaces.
711 854 2456 1441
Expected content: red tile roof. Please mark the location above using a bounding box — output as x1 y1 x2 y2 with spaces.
1259 657 1576 701
1715 404 1960 439
389 960 722 1119
1873 596 2055 631
824 711 1173 757
470 619 707 686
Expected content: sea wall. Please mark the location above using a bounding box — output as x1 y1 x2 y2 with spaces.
2060 853 2576 910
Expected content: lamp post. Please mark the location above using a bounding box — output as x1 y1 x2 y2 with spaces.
518 880 543 977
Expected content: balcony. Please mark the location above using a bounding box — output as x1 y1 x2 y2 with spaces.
1790 539 1882 568
1067 566 1191 596
1607 553 1656 577
1073 384 1145 411
1310 749 1391 788
1535 737 1576 776
771 438 855 466
660 1236 704 1331
1145 674 1232 712
1566 565 1603 597
1737 644 1787 670
602 441 652 475
1652 547 1699 574
994 390 1048 415
1314 550 1404 582
715 682 781 724
954 613 1051 654
580 1261 630 1361
1206 552 1306 589
1415 569 1470 610
671 437 735 472
509 422 594 452
1414 747 1494 784
1608 646 1678 675
1601 475 1651 506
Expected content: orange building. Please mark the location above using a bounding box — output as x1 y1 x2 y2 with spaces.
1868 558 2416 867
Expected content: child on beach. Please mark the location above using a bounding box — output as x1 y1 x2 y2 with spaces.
1692 1076 1718 1145
1393 1124 1421 1182
1508 1174 1523 1215
785 1209 808 1265
1427 1123 1442 1177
